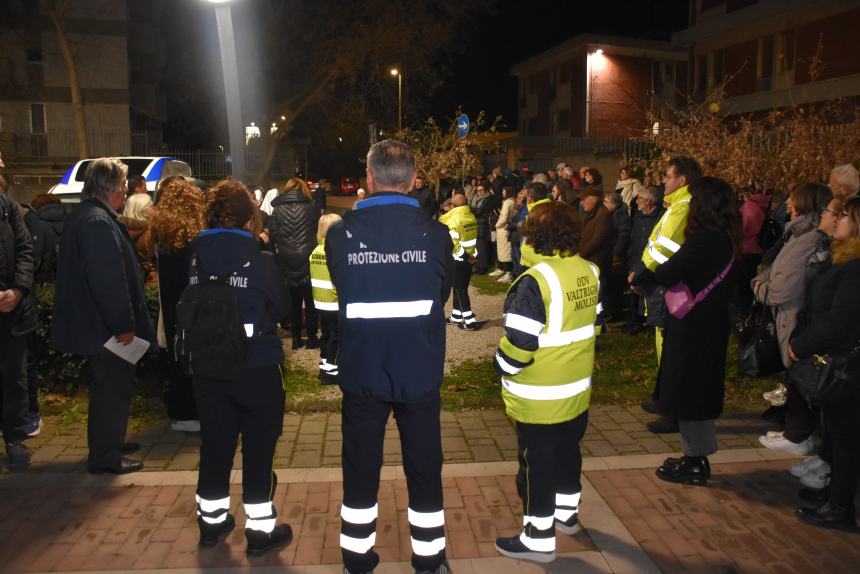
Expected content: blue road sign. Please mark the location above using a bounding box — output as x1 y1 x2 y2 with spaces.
456 114 470 138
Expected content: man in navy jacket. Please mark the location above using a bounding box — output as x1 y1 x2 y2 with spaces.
52 158 155 475
326 140 454 574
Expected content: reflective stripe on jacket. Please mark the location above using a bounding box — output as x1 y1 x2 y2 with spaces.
310 243 338 311
439 205 478 260
494 252 599 424
642 185 691 271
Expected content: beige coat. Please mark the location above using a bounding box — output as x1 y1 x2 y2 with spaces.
495 197 515 263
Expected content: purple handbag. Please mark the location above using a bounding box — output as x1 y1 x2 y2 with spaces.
665 257 734 319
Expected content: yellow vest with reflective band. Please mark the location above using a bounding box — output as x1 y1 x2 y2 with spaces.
519 198 552 267
439 205 478 260
500 253 599 424
310 243 338 311
642 185 691 271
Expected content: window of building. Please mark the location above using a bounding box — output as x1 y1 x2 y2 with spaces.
30 103 46 134
713 50 725 86
26 49 42 64
757 35 774 91
779 29 795 72
558 109 570 132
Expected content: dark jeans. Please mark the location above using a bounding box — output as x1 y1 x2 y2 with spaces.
0 328 29 443
88 349 136 468
511 239 524 277
823 397 860 509
514 411 588 549
783 381 816 444
288 281 318 341
451 260 473 319
194 364 285 503
318 310 339 364
341 392 445 573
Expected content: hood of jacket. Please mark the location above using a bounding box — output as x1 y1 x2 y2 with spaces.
190 228 260 276
748 193 770 212
271 188 311 207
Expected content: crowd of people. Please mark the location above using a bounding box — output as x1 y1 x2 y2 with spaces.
1 143 859 570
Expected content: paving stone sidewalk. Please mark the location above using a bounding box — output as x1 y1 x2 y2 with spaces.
9 406 774 475
586 458 860 574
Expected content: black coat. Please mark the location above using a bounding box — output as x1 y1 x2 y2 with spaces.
0 193 36 336
37 202 65 236
626 206 664 271
51 199 155 355
650 229 734 420
268 189 317 287
791 252 860 393
580 204 615 277
23 205 58 285
611 206 631 259
408 185 438 219
156 245 192 352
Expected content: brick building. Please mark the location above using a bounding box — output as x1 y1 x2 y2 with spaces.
510 34 686 140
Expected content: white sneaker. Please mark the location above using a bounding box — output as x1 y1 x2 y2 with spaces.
497 272 513 283
488 269 504 277
799 469 831 489
758 434 814 455
762 384 787 407
171 419 201 433
790 455 824 478
766 430 783 438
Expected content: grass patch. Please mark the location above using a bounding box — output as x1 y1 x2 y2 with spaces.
470 271 511 296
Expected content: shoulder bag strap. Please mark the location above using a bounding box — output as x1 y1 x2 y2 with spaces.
693 257 735 305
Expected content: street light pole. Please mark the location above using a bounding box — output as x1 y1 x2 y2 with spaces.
210 1 245 182
390 68 402 132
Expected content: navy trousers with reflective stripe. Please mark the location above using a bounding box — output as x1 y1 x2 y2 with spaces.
451 260 473 320
515 410 588 546
341 392 445 573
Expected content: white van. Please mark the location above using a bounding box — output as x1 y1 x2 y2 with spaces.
49 156 192 203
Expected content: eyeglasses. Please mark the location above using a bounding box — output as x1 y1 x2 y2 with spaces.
822 208 839 216
837 210 849 220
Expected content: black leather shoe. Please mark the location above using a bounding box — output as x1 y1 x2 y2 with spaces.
647 417 679 433
796 503 858 531
656 455 710 485
246 524 293 557
88 457 144 475
119 442 141 454
199 513 235 548
798 487 828 505
641 401 660 414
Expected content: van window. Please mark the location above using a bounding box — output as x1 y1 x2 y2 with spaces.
73 158 153 182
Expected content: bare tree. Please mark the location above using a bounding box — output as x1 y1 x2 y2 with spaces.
46 0 88 159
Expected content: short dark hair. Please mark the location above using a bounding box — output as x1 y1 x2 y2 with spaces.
790 182 830 217
367 140 415 190
527 182 548 201
205 179 255 230
667 156 702 185
524 201 583 256
128 174 146 195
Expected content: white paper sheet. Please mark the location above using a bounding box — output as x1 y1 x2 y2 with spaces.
103 336 151 365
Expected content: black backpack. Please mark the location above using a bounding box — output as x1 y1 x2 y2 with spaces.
174 248 250 381
757 214 782 251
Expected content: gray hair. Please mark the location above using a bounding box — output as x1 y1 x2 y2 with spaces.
81 158 128 201
366 140 415 191
831 164 860 194
122 193 153 221
638 186 658 204
604 191 622 207
560 166 574 178
531 173 549 185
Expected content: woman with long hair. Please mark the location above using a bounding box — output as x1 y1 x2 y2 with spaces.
792 197 860 531
150 177 206 432
268 177 319 349
632 176 740 484
190 180 292 556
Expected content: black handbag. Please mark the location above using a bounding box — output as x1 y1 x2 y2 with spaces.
788 342 860 407
737 301 784 377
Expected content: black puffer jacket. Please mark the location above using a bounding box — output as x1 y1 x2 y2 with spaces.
268 189 317 286
37 202 66 236
0 193 36 336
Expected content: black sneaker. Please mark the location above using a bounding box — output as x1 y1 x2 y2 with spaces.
555 513 581 535
246 524 293 557
445 316 460 326
494 535 556 563
460 322 480 331
5 441 31 470
198 514 235 548
416 560 452 574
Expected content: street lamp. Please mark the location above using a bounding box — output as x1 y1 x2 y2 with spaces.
390 68 402 132
205 0 245 181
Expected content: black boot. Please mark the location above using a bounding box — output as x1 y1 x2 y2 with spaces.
641 400 660 414
647 417 679 434
656 455 710 485
796 503 857 531
245 524 293 557
798 486 828 505
198 514 235 548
